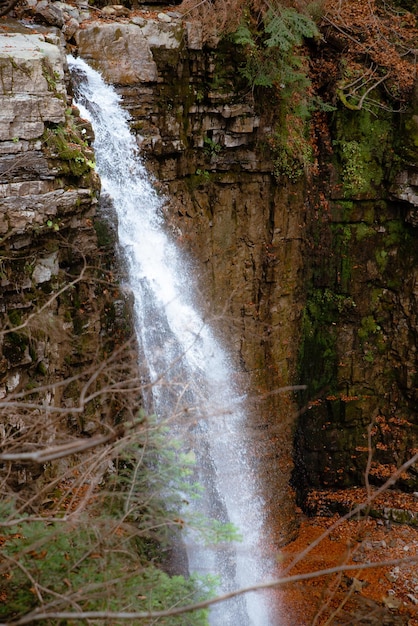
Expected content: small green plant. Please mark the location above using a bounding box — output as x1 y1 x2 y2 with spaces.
231 6 319 91
203 135 222 158
41 60 63 94
46 219 60 231
188 169 212 189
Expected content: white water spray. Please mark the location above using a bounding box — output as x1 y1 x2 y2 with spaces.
69 55 279 626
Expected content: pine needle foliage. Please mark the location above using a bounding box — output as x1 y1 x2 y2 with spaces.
0 515 215 625
264 6 319 52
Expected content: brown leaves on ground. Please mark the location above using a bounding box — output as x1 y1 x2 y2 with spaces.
277 513 418 625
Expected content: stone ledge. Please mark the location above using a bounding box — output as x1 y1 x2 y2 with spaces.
305 487 418 528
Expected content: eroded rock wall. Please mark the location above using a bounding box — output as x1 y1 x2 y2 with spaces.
0 29 136 493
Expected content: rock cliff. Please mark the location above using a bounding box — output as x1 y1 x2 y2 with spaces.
73 11 418 518
0 26 136 494
0 1 417 538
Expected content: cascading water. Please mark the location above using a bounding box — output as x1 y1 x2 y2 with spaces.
69 55 281 626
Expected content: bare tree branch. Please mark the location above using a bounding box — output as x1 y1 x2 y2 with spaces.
3 555 418 626
0 430 121 463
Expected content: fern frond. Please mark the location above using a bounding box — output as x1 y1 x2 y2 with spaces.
232 23 256 47
265 7 319 51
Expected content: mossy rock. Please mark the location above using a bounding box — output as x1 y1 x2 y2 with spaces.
42 107 96 179
332 106 395 197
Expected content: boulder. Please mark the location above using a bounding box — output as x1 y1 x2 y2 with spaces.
76 23 158 84
133 16 183 49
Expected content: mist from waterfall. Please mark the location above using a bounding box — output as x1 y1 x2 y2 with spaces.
69 55 279 626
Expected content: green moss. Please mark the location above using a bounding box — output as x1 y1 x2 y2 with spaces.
94 218 114 248
331 224 353 291
332 201 354 222
36 361 48 376
384 219 410 246
8 309 22 327
354 222 375 241
370 287 383 306
298 288 356 399
375 248 388 272
3 331 29 363
44 125 93 177
333 106 394 197
272 137 313 182
358 315 381 341
43 109 95 178
335 139 369 195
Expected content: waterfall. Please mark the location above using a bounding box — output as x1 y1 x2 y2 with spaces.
68 55 280 626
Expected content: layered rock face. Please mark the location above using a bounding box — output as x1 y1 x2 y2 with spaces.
0 28 135 492
0 31 94 384
75 15 418 509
